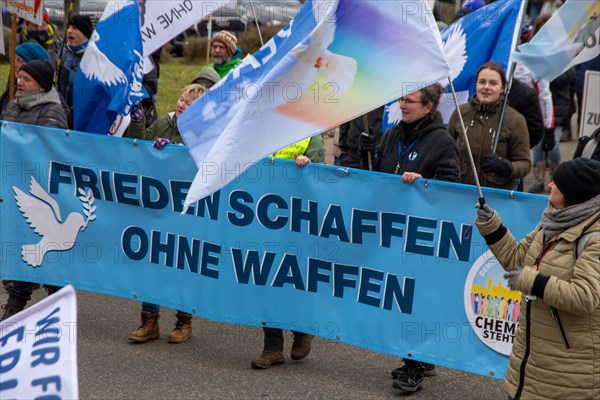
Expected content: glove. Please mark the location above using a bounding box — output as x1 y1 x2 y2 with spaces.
481 153 513 177
359 128 379 151
153 138 171 150
504 268 523 291
474 202 494 222
130 102 145 123
541 128 556 152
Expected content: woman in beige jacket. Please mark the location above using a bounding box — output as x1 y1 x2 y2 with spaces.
474 157 600 400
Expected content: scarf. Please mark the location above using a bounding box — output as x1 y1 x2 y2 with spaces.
541 194 600 241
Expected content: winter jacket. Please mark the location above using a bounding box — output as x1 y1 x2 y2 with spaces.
508 78 544 148
57 43 86 113
550 69 576 129
375 112 459 182
1 88 68 129
127 112 182 143
475 211 600 400
448 96 531 189
338 107 384 168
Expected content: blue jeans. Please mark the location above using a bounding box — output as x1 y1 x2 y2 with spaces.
141 302 190 316
532 126 562 164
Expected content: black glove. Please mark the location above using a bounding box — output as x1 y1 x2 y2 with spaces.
359 128 380 151
541 128 556 152
481 153 513 177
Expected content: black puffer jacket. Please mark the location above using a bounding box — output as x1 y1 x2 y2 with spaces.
375 112 459 182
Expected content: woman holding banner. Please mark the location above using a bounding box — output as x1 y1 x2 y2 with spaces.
374 83 459 393
448 62 531 190
474 157 600 400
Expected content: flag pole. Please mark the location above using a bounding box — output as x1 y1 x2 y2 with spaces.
8 13 17 101
54 0 74 85
205 15 212 66
248 0 264 46
492 0 528 153
448 76 486 207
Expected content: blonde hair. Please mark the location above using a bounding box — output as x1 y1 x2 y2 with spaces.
181 84 205 102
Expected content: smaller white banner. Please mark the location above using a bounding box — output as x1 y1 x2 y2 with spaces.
579 70 600 138
0 285 79 399
2 0 43 25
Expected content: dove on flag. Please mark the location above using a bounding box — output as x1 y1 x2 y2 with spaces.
73 0 145 135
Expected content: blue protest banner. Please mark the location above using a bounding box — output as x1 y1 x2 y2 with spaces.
0 121 548 379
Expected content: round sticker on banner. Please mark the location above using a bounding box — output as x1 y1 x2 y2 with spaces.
464 250 521 356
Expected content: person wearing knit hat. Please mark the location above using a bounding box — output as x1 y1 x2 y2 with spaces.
18 60 55 93
209 30 242 78
473 156 600 399
16 41 51 64
550 157 600 207
68 14 94 40
0 61 68 323
191 66 221 89
57 14 92 128
0 43 51 114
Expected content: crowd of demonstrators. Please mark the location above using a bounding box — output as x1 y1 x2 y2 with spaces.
18 12 62 63
124 83 206 344
0 42 52 114
250 135 325 370
448 62 531 190
337 107 384 170
56 15 93 128
0 59 68 321
474 157 600 400
373 84 459 393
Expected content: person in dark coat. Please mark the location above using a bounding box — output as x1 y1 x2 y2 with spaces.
374 83 459 393
507 78 545 150
0 59 68 321
375 85 459 184
338 106 384 170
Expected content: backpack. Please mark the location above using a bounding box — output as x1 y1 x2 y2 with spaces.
575 231 600 259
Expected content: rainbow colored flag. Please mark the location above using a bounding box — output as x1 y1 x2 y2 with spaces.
178 0 450 208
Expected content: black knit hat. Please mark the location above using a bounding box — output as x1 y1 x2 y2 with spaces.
20 60 55 92
552 158 600 205
69 14 93 39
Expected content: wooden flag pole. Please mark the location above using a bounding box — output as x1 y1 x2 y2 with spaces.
8 13 17 101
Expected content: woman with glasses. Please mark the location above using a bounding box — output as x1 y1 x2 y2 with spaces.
375 83 459 185
374 83 459 393
448 62 531 190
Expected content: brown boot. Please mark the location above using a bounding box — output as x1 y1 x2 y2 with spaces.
167 312 192 343
291 333 314 360
0 303 23 321
251 351 285 369
128 311 159 342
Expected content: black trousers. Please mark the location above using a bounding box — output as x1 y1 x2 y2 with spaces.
5 281 60 309
263 328 308 352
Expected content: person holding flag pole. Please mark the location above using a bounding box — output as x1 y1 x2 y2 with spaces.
448 62 531 191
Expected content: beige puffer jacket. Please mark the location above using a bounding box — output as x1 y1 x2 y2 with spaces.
475 211 600 400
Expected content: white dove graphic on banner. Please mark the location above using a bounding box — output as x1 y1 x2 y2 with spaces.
13 177 96 267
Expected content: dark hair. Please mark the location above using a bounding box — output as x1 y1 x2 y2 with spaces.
417 83 444 114
533 13 552 35
476 62 507 89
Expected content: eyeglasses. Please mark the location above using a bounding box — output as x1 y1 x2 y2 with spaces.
399 97 424 105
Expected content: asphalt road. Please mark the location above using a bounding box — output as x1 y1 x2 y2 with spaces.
3 140 578 400
8 288 505 400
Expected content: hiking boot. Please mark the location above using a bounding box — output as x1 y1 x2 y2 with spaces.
167 313 192 343
127 311 159 342
250 351 285 369
0 303 22 321
391 362 436 379
392 364 425 392
291 333 313 360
